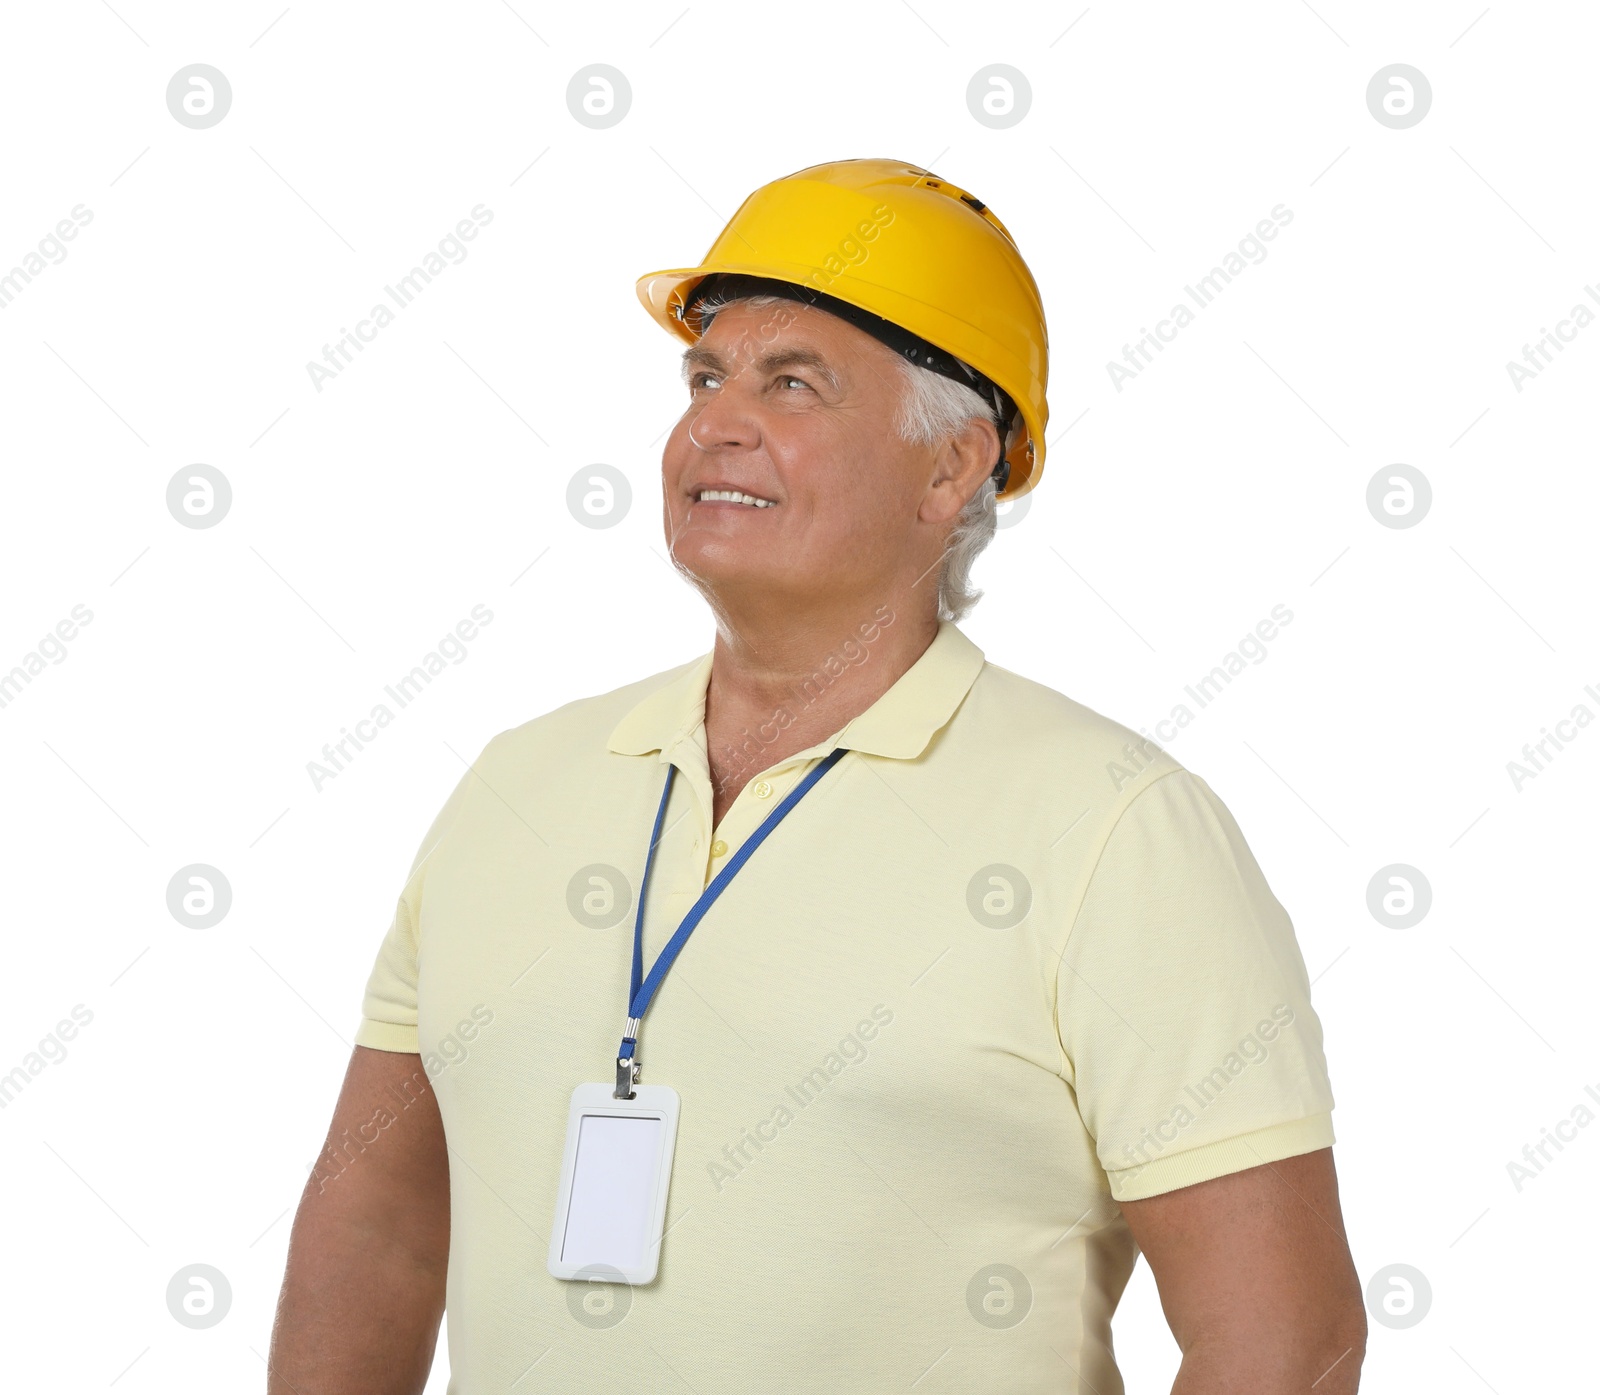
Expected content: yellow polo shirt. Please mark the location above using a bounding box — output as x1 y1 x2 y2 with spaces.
355 617 1335 1394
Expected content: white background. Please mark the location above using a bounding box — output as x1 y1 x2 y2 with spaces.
2 1 1595 1390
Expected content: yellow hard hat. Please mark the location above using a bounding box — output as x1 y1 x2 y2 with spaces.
636 157 1049 501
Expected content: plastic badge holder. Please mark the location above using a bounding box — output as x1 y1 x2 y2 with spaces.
548 1082 680 1285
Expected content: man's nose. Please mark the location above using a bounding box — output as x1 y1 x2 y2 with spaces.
687 379 760 452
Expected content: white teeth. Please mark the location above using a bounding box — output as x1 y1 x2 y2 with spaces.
697 489 776 507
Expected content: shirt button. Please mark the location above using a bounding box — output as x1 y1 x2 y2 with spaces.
710 839 728 858
752 780 773 798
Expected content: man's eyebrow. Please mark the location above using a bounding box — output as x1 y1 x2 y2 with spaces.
680 343 843 392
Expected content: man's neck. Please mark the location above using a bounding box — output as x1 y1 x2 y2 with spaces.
700 598 939 820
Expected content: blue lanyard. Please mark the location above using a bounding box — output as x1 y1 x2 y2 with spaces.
615 746 849 1097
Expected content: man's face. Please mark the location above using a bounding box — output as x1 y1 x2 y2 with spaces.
661 297 947 612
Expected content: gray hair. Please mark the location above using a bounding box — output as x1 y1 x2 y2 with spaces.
690 288 1001 622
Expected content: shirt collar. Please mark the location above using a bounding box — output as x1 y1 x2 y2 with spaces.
606 619 986 766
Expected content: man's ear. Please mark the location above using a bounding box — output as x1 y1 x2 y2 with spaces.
921 415 1002 525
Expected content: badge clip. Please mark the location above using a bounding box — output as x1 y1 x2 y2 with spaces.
615 1027 640 1099
615 1054 639 1099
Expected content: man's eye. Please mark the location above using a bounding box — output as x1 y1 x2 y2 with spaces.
778 375 809 391
689 371 721 390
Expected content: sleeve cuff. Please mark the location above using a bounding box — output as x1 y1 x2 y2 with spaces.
353 1018 420 1054
1106 1111 1336 1202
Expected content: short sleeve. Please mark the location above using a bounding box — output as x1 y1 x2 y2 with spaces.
1055 767 1336 1202
353 742 491 1053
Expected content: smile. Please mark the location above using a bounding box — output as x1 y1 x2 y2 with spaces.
695 490 777 508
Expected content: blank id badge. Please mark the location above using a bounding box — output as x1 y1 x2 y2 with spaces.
548 1083 680 1285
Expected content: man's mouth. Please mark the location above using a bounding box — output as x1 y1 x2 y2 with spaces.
695 489 777 508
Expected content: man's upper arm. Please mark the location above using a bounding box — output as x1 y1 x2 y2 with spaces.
1118 1148 1365 1389
312 1046 451 1221
1055 766 1337 1201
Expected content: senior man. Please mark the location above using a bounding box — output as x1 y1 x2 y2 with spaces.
269 159 1365 1393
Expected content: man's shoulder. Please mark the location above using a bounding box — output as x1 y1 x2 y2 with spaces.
483 652 703 761
960 658 1288 880
964 654 1188 794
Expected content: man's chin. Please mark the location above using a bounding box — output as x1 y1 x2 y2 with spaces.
668 547 804 597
